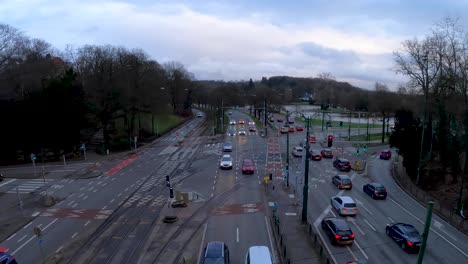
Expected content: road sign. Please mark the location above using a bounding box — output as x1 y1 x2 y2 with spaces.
34 226 42 237
31 153 36 161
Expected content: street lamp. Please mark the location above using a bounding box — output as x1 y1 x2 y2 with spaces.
301 113 311 223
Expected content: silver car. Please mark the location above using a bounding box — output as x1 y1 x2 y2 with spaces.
220 154 233 170
223 142 233 152
331 196 358 216
292 146 303 157
238 130 247 135
230 120 236 125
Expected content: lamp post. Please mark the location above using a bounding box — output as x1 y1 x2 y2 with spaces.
301 114 311 223
286 110 290 187
416 53 429 186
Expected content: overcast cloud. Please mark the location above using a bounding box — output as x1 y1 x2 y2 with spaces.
1 0 467 89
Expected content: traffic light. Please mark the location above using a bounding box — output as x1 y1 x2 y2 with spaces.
30 153 36 161
363 145 367 153
340 121 343 127
327 135 333 147
80 143 86 151
356 149 360 157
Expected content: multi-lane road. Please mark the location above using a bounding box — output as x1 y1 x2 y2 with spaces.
271 113 468 264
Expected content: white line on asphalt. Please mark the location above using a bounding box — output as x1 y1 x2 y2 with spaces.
88 181 94 185
212 186 215 190
110 199 115 203
72 203 78 208
88 187 93 191
69 193 75 198
389 197 466 257
97 175 102 179
197 224 208 264
17 235 27 242
363 219 376 231
31 212 40 217
37 224 42 228
55 246 63 253
330 210 336 217
79 187 85 191
71 232 78 238
236 227 240 243
213 180 216 184
258 181 261 184
354 241 369 259
211 193 214 198
23 222 32 229
264 215 277 263
97 181 102 185
111 178 116 181
43 219 58 231
387 216 395 223
67 200 74 206
57 200 64 205
84 221 91 226
12 235 34 255
118 193 122 197
130 184 135 188
124 188 129 191
83 196 88 200
236 176 238 180
93 189 97 192
313 223 338 263
6 233 16 241
78 193 84 198
102 206 107 210
0 179 16 187
346 245 358 261
350 221 365 235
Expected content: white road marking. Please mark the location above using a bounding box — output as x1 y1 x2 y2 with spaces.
93 189 97 192
213 180 216 184
387 216 395 223
213 186 215 190
264 215 277 263
6 233 16 241
124 188 129 191
71 232 78 238
88 187 93 191
350 220 365 235
17 235 28 242
69 193 75 198
78 193 84 198
67 201 75 206
84 221 91 226
211 193 214 198
313 222 338 264
43 218 58 231
23 222 32 229
236 176 238 180
57 200 64 205
330 210 336 217
12 235 35 255
355 199 373 215
111 178 116 181
130 184 135 188
346 245 358 261
83 196 88 200
389 197 466 256
80 187 85 191
197 224 208 264
55 246 63 253
236 227 240 243
285 213 297 216
118 193 122 197
354 241 369 259
72 203 78 208
110 199 115 203
363 219 376 231
88 181 94 185
97 181 102 185
0 179 16 187
31 212 40 217
102 206 107 210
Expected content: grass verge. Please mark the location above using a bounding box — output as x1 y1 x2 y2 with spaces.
294 117 382 129
347 133 389 142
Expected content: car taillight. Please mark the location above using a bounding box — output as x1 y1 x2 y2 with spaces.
334 234 342 239
350 233 355 239
339 182 343 186
342 207 347 210
354 208 358 210
386 154 389 156
331 152 333 156
380 152 382 155
374 190 378 194
407 241 413 247
350 182 352 186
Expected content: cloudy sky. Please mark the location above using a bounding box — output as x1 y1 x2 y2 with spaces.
1 0 467 89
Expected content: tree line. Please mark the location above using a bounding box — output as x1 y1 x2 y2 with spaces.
0 23 194 163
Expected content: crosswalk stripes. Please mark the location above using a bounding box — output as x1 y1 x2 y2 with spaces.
6 179 54 194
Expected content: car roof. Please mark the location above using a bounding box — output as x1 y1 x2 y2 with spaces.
294 146 303 150
248 246 272 263
382 149 390 152
224 142 231 145
337 174 351 179
205 241 225 257
322 148 332 151
338 158 349 162
222 154 231 158
370 182 384 188
325 218 351 229
337 196 355 203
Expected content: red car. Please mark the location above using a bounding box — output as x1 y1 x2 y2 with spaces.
280 127 289 134
242 159 255 174
288 127 295 132
321 149 334 158
277 118 283 122
296 125 304 131
310 150 322 160
309 135 317 143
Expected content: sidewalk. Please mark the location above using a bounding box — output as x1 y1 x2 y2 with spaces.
265 182 324 264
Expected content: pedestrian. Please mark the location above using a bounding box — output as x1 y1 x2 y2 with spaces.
272 185 275 191
269 172 273 181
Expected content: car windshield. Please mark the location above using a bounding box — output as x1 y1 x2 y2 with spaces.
403 227 420 238
296 148 303 152
203 257 225 264
229 130 234 134
224 143 231 147
244 161 253 166
375 186 386 191
222 157 230 162
342 179 351 184
344 203 356 208
337 229 352 236
340 159 349 163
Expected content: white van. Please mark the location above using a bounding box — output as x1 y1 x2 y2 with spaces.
245 246 272 264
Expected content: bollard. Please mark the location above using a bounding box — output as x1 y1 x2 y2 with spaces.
277 224 280 234
320 245 323 256
309 224 312 234
314 233 317 244
283 245 287 257
326 258 330 264
280 235 283 246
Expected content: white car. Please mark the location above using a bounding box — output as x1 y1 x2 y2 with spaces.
238 130 247 135
292 146 303 157
331 196 358 216
230 120 236 125
248 120 255 126
197 112 203 118
245 246 272 264
220 154 233 169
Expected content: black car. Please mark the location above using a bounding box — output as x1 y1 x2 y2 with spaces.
333 158 351 172
321 149 334 158
321 217 355 245
310 150 322 160
380 149 392 160
363 183 387 199
386 223 422 252
201 241 230 264
249 126 257 132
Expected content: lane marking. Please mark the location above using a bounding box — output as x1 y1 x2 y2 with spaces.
387 216 395 223
79 186 85 191
69 193 75 198
31 212 40 217
197 224 208 264
264 215 276 263
211 193 214 198
110 199 115 203
71 232 78 238
0 179 16 187
55 246 63 253
124 188 129 191
57 201 64 206
23 222 32 229
72 203 78 208
93 189 97 192
389 197 467 257
354 241 369 259
17 235 28 243
212 186 215 190
285 213 297 216
84 221 91 226
83 195 88 200
102 206 107 210
43 218 58 231
12 235 35 255
363 219 376 232
6 233 16 241
346 245 358 261
78 193 84 198
118 193 122 197
313 223 338 264
350 220 365 235
236 227 240 243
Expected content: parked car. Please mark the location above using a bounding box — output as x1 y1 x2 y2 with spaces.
0 247 17 264
239 120 245 124
228 129 236 136
288 117 295 124
288 127 295 132
223 142 233 152
277 118 283 122
292 146 304 157
242 159 255 174
228 111 233 115
321 149 334 158
331 196 358 216
245 246 273 264
310 150 322 160
249 126 257 132
386 223 422 253
380 149 392 160
220 154 233 170
309 134 317 143
332 175 352 190
238 130 247 135
333 158 352 172
296 125 304 131
280 127 289 134
201 241 230 264
363 183 387 199
229 120 236 125
321 217 355 245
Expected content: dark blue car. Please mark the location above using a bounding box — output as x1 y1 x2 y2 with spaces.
0 247 18 264
386 223 422 252
201 241 230 264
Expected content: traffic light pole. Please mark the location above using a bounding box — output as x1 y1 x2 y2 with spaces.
302 116 310 223
417 201 434 264
286 110 290 187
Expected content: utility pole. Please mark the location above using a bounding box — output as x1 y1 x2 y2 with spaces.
286 110 290 187
417 201 434 264
366 113 370 141
221 99 224 133
321 110 325 132
302 116 310 223
264 99 267 137
348 111 352 141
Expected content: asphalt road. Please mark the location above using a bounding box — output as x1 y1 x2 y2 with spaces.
199 111 276 263
271 113 468 263
0 115 206 263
